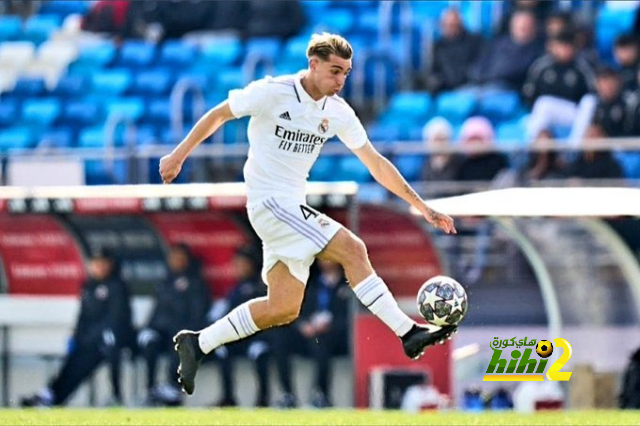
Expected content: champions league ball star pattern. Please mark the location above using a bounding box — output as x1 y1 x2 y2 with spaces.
417 276 468 327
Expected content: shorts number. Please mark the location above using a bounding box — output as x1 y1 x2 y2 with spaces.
300 205 319 220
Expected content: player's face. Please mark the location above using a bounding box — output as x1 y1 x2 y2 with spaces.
311 54 352 96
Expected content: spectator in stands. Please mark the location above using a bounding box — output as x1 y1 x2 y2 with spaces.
499 0 555 35
567 124 624 180
138 243 210 406
424 8 482 94
244 0 305 40
421 117 463 183
614 34 640 96
0 0 39 19
271 260 351 409
467 10 544 91
20 249 134 407
81 0 130 36
208 246 271 407
453 117 509 284
619 346 640 409
525 130 566 181
455 117 509 182
524 29 596 145
590 67 627 138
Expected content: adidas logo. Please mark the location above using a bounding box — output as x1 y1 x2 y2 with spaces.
279 111 291 120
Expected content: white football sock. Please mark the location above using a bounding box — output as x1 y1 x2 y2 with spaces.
198 302 260 354
353 273 414 337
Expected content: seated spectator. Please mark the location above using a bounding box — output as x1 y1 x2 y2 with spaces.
619 346 640 409
424 8 482 94
421 117 464 183
590 67 627 138
21 249 134 407
271 260 351 409
525 130 567 181
467 10 544 91
524 29 596 145
455 117 509 182
138 244 211 406
499 0 555 35
209 246 271 407
82 0 130 36
244 0 304 40
614 34 640 96
567 124 624 180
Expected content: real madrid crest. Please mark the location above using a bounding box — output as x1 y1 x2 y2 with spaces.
318 118 329 134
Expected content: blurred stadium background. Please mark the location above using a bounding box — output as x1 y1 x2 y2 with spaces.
0 0 639 421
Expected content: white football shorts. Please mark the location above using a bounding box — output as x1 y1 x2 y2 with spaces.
247 196 343 285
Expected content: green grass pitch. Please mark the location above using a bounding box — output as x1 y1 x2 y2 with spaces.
0 409 638 425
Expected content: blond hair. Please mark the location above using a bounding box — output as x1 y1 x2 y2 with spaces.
306 32 353 61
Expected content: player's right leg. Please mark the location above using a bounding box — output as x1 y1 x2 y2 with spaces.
317 228 456 360
174 261 304 395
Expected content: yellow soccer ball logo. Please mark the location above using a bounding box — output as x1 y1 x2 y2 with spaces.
536 340 554 358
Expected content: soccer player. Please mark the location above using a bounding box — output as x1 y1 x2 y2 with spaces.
159 33 458 396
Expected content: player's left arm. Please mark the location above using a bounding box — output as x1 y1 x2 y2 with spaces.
353 141 456 234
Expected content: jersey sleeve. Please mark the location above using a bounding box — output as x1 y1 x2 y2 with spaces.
336 105 368 150
227 77 272 118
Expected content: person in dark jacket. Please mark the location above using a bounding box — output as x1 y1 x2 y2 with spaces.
614 34 640 96
468 10 544 91
271 259 351 409
620 347 640 409
524 29 596 144
21 249 134 407
138 243 210 406
424 8 483 94
567 124 624 180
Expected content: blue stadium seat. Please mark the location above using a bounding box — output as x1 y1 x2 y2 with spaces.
38 127 74 148
146 98 172 124
23 15 61 45
71 42 116 71
132 68 174 96
22 98 62 126
596 6 636 64
308 156 335 181
477 91 522 123
158 40 198 68
496 119 527 146
39 1 90 18
78 126 105 148
283 35 309 62
52 75 88 98
410 1 451 21
215 68 245 94
393 154 424 182
313 9 355 34
366 123 401 144
200 37 242 66
336 156 371 182
384 91 432 123
85 160 129 185
61 99 102 127
615 152 640 179
0 15 22 42
0 100 18 127
117 41 157 68
91 69 132 95
246 37 282 62
12 77 46 97
0 126 35 150
436 91 477 124
104 97 145 122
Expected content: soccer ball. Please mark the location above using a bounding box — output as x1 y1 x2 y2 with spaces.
536 340 554 358
417 275 467 327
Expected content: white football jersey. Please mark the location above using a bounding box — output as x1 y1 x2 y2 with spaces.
228 71 368 205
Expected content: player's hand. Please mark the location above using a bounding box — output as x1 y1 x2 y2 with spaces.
423 206 456 234
159 152 183 184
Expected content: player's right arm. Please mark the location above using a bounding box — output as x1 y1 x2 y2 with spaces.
159 101 235 184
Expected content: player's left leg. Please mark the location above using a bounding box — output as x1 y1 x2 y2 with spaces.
317 228 456 360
